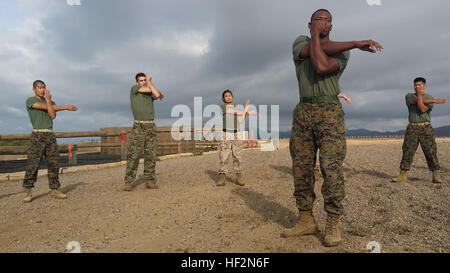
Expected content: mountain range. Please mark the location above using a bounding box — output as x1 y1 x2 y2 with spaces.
278 125 450 138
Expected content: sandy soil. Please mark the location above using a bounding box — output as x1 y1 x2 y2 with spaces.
0 138 448 253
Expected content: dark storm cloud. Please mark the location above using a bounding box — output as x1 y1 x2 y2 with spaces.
1 0 449 135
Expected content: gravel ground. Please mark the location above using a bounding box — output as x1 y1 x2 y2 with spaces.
0 139 448 253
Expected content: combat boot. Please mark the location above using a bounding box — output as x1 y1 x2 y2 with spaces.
122 183 132 191
145 180 159 189
324 213 342 247
235 173 245 186
217 173 226 186
281 210 317 238
432 170 443 184
392 170 407 183
50 189 67 199
23 188 32 203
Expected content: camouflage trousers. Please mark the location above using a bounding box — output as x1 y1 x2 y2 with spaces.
124 122 157 183
400 124 440 171
290 101 346 215
23 132 60 189
218 132 243 174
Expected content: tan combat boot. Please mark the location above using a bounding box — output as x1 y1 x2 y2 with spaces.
324 213 342 247
145 180 159 189
432 170 443 184
235 173 245 186
217 173 226 186
281 210 317 238
392 170 407 183
122 183 132 191
23 188 33 203
50 189 67 199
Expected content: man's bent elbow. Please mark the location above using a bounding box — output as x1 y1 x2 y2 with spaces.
314 66 327 75
315 64 339 75
316 68 337 76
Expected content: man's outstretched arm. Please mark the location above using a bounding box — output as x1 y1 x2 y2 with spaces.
410 98 446 105
299 39 383 58
32 101 78 113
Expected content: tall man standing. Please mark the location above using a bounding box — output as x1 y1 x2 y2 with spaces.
23 80 78 202
392 77 446 183
281 9 383 246
123 73 164 191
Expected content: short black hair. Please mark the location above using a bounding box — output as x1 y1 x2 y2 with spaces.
222 89 233 102
310 9 332 23
414 77 426 84
33 80 46 88
135 72 146 82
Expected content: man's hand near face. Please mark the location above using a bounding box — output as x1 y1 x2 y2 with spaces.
310 20 326 37
44 89 52 101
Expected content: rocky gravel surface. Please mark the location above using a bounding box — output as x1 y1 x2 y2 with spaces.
0 139 448 253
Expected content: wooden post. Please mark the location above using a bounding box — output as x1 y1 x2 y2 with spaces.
68 144 78 166
251 130 254 147
120 130 127 161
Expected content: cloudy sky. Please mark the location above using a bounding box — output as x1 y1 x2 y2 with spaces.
1 0 449 135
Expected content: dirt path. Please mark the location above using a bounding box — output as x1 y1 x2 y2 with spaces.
0 139 448 253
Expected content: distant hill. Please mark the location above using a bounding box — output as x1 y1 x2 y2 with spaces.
278 125 450 138
435 126 450 137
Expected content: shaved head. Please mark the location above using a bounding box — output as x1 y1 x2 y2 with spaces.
310 9 332 23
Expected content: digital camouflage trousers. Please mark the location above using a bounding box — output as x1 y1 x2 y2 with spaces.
23 132 60 189
290 101 346 215
124 122 158 183
400 124 439 171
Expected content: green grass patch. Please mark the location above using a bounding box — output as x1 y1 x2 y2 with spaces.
192 150 204 156
346 168 360 178
346 223 371 237
392 224 413 235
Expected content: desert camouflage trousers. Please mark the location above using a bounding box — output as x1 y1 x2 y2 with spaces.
23 132 60 189
400 124 440 171
124 122 157 183
290 101 346 215
218 132 243 174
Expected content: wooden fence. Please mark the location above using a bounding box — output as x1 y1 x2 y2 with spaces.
0 127 251 156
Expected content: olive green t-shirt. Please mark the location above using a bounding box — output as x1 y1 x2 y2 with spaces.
130 85 155 121
405 93 434 123
221 104 238 131
26 97 55 130
292 35 350 99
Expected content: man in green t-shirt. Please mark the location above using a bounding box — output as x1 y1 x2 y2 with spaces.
392 77 447 184
23 80 78 202
281 9 383 247
123 72 164 191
